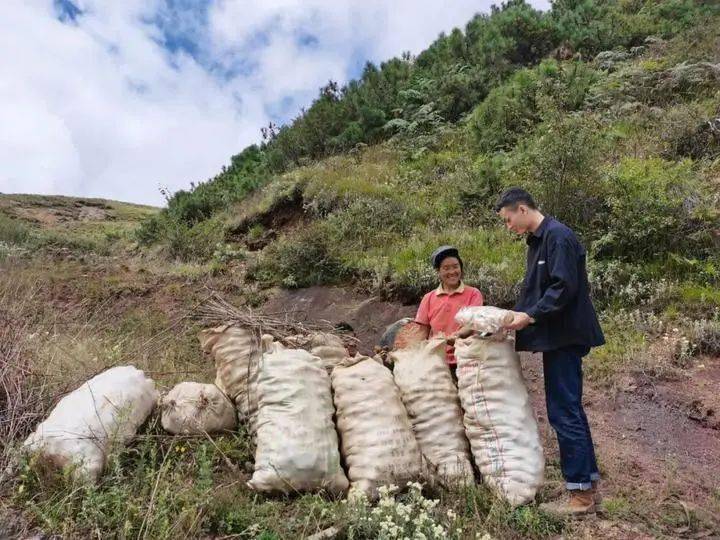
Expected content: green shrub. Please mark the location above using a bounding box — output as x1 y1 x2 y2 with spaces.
665 282 720 319
325 197 421 253
166 217 225 262
659 104 720 160
593 158 717 261
250 222 346 288
501 113 608 239
589 59 720 113
690 318 720 356
469 60 599 153
135 213 167 245
456 155 505 227
0 214 31 245
469 68 541 152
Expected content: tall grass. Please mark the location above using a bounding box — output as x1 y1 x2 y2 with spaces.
0 280 48 474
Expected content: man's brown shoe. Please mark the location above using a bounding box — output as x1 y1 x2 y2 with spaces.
539 488 596 516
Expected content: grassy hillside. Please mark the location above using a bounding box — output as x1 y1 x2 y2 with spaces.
0 194 158 258
2 1 720 538
137 5 719 322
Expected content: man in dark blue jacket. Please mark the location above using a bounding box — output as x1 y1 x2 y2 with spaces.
495 187 605 516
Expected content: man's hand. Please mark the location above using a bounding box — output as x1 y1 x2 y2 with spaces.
504 311 534 331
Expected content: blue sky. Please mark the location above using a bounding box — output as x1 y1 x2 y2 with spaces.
1 0 549 205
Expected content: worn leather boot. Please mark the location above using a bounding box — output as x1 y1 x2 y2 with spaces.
539 488 597 516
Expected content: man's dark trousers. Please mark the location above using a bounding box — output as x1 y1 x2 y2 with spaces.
543 345 600 490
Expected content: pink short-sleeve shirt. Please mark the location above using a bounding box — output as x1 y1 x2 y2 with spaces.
415 283 484 364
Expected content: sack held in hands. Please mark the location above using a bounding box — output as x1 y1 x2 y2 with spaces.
455 335 544 506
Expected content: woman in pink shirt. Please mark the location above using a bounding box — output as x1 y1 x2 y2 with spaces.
415 246 484 376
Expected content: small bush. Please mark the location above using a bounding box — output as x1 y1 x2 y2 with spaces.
455 155 505 227
345 483 459 539
588 259 676 311
665 282 720 319
589 59 720 112
0 214 31 245
166 218 225 262
325 197 421 253
660 104 720 160
250 223 346 288
135 213 167 246
593 158 717 261
469 60 599 153
501 113 607 239
690 319 720 356
470 69 540 153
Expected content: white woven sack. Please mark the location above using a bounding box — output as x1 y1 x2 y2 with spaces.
23 366 158 482
160 382 237 435
455 336 544 506
332 355 422 498
283 332 347 373
391 338 474 486
308 332 347 373
199 324 260 431
248 337 348 494
455 306 514 335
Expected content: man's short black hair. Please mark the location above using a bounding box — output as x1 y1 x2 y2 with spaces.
494 188 537 212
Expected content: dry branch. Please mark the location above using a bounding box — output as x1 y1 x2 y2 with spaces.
194 293 340 345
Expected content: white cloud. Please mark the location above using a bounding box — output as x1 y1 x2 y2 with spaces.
0 0 550 206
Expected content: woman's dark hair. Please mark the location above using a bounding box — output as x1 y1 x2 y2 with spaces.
436 253 463 271
430 245 465 270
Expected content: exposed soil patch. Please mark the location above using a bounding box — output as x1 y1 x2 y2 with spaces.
261 285 415 355
521 352 720 533
229 189 307 250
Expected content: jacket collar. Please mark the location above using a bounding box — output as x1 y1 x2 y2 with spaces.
527 215 551 244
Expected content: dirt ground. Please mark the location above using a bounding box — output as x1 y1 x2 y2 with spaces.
261 285 417 355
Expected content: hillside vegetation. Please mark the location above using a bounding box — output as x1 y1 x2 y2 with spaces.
138 0 719 315
2 0 720 538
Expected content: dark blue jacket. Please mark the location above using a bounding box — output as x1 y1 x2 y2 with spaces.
515 217 605 352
